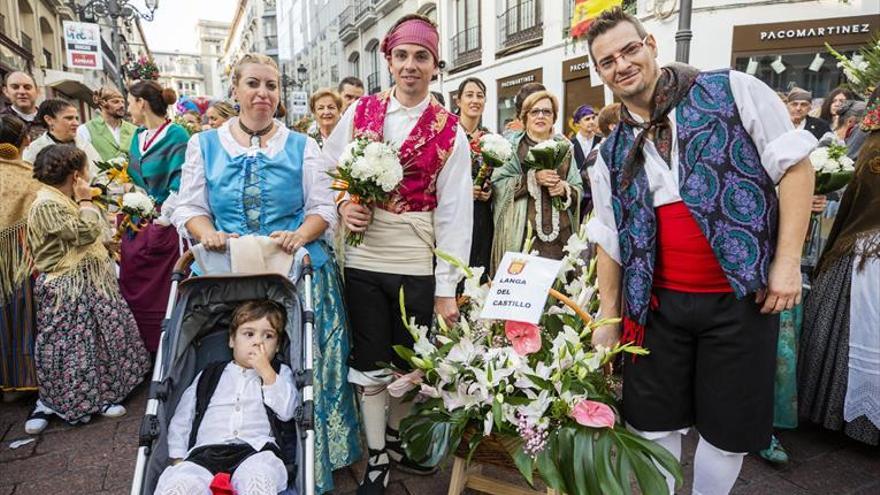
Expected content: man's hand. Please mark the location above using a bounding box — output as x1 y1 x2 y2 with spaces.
339 200 372 233
591 322 622 350
535 169 560 187
811 195 828 213
547 180 568 198
202 231 239 251
756 255 802 314
270 229 306 254
248 342 277 385
434 296 460 327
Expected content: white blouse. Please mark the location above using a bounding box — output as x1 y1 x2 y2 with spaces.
586 70 818 264
170 118 337 238
317 92 473 298
166 361 296 459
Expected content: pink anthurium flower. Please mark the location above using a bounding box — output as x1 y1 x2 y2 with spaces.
504 320 542 356
570 400 616 429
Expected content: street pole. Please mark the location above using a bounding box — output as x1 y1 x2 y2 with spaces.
675 0 693 63
108 1 127 97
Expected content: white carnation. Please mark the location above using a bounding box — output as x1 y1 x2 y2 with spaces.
122 192 155 216
809 147 830 172
480 133 513 161
531 139 559 152
839 155 855 172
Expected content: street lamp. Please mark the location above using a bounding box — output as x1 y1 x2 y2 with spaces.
675 0 693 63
66 0 160 95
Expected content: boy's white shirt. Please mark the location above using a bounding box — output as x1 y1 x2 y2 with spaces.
167 361 297 459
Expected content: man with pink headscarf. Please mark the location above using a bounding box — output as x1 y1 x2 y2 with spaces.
316 13 472 495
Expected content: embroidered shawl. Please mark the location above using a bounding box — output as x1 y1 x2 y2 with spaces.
128 123 190 205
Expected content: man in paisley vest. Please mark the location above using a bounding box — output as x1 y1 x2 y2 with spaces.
76 86 137 161
584 9 816 494
319 14 472 495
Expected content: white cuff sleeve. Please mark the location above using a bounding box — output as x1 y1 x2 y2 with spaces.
585 155 621 264
171 135 213 238
433 128 473 297
262 365 296 422
761 130 818 184
303 137 338 234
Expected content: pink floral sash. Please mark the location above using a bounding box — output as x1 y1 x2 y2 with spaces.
352 91 458 213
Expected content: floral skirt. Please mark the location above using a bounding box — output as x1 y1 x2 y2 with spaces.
312 260 363 494
34 271 151 421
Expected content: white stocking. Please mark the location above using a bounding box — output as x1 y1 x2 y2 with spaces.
627 424 684 494
692 436 745 495
358 384 389 451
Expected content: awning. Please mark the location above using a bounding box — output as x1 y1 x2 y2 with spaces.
42 69 98 103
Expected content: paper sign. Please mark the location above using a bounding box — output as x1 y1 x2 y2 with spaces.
480 252 563 324
63 21 103 71
746 57 759 75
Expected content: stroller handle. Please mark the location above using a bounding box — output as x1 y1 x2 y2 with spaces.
172 250 196 280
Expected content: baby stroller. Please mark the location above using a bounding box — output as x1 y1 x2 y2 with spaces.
130 245 316 495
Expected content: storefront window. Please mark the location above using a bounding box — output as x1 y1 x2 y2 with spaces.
733 50 856 98
498 95 517 131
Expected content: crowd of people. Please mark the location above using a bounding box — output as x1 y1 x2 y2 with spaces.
0 7 878 495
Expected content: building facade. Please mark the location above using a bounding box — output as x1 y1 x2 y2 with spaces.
154 51 205 98
0 0 151 120
197 20 230 98
220 0 279 94
436 0 879 134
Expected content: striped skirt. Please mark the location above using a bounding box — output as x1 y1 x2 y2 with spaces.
0 276 38 391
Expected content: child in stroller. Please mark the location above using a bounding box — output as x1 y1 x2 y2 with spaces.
155 299 297 495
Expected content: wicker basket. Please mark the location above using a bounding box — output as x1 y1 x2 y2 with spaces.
455 428 530 471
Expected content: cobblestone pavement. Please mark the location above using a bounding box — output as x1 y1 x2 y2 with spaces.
2 385 879 494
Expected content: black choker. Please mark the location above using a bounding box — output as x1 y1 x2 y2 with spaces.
238 120 274 147
47 132 74 145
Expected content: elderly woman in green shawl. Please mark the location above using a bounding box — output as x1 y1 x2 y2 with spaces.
491 90 582 273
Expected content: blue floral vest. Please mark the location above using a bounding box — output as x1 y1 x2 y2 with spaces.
199 129 329 268
600 70 778 330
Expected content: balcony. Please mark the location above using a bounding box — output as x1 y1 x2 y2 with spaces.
354 1 378 31
338 6 357 43
497 0 543 57
367 72 380 94
450 25 481 72
375 0 400 15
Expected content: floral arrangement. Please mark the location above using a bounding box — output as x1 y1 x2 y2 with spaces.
90 157 130 211
523 139 572 211
473 133 514 188
117 191 157 239
124 55 160 81
810 142 856 195
390 226 682 495
826 34 880 97
329 137 404 246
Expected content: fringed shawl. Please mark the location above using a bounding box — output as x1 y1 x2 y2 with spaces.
0 158 42 305
26 187 118 305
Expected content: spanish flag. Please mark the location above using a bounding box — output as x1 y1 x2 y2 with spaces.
571 0 623 39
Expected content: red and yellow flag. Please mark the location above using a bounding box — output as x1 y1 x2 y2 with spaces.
571 0 623 39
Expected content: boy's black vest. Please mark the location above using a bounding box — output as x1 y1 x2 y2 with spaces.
188 360 296 469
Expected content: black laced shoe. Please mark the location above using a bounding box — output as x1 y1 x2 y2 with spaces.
385 426 439 475
357 448 390 495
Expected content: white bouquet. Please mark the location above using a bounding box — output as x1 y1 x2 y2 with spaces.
809 143 855 195
473 133 513 187
330 137 403 246
117 191 157 239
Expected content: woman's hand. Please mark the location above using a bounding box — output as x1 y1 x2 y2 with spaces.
548 180 568 198
535 170 560 187
339 200 372 233
811 195 828 213
270 230 307 254
73 177 93 202
473 186 492 202
201 231 239 251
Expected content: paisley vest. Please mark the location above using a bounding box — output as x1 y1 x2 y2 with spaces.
352 92 459 213
601 70 778 337
199 129 328 267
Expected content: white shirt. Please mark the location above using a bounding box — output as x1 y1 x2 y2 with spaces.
10 106 36 122
166 361 296 459
586 71 817 264
76 118 123 146
575 132 599 157
21 132 103 177
318 91 473 298
170 118 338 239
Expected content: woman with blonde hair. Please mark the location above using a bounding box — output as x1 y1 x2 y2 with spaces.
172 53 362 494
308 88 342 148
204 100 237 129
492 90 582 271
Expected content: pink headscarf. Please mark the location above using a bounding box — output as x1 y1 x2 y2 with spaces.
380 18 439 65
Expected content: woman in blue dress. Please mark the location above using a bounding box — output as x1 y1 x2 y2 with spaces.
171 53 362 494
